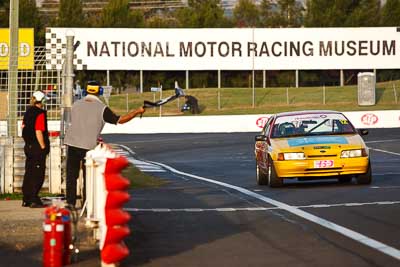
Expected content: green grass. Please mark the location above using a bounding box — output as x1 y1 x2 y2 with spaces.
107 81 400 116
122 165 167 189
0 166 166 200
0 192 61 200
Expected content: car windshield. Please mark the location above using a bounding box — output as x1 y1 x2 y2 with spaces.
271 113 356 138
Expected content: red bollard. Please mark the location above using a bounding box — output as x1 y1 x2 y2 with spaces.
43 208 64 267
100 156 131 265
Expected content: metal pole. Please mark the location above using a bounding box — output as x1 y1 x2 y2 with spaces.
186 70 189 89
34 70 41 92
340 70 344 86
7 0 19 137
323 85 326 105
251 28 255 107
159 85 162 117
106 70 110 86
62 33 75 137
153 93 156 111
218 70 221 89
393 84 398 104
263 70 266 89
218 90 221 110
140 70 143 93
286 88 289 105
295 70 299 88
58 70 65 140
252 70 255 108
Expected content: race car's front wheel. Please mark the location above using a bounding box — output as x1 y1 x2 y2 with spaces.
256 164 268 185
356 162 372 185
268 157 283 187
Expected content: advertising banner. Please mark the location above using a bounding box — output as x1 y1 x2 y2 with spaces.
0 28 34 70
46 27 400 71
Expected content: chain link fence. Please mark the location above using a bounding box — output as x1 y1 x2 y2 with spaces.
0 46 63 194
0 46 62 137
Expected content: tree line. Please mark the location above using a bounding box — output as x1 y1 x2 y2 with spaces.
1 0 400 90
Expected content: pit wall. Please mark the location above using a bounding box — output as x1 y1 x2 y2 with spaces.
102 110 400 134
0 110 399 137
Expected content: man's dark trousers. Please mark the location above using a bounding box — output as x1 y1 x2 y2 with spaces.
66 145 88 206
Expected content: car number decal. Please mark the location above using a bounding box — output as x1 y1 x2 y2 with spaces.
314 160 334 168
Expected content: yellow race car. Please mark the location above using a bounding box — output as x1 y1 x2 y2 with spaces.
255 110 371 187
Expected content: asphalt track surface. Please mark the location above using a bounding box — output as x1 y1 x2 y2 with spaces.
103 128 400 267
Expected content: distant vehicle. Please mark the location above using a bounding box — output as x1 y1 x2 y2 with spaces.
254 110 371 187
44 85 60 107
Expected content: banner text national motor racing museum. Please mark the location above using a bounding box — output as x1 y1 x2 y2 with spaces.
46 27 400 71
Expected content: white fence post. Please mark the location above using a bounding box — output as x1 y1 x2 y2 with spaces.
4 138 14 193
48 137 62 193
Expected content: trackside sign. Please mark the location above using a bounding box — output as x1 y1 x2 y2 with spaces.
46 27 400 70
0 28 34 70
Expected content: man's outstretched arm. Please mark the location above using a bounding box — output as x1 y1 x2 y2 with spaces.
117 107 145 124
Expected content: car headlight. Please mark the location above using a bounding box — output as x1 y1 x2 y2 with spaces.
278 152 306 160
341 149 366 158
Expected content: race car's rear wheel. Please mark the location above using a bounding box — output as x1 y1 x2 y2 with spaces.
268 157 283 187
256 164 268 185
356 162 372 185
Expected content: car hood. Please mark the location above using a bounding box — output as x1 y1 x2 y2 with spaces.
271 134 366 151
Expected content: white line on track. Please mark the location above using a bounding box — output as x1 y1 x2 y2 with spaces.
115 144 400 260
369 148 400 157
115 145 166 172
365 139 400 144
124 201 400 213
370 186 400 189
116 144 136 155
147 160 400 261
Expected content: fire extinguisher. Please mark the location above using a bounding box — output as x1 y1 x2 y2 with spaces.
43 208 64 267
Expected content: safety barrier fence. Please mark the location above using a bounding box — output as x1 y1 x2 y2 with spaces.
84 142 131 266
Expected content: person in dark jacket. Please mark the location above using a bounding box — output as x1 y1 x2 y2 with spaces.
64 81 145 208
21 91 50 208
182 95 200 114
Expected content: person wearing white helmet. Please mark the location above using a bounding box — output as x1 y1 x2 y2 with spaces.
21 90 50 208
64 81 145 208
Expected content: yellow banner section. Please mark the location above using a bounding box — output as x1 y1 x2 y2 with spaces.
0 28 34 70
